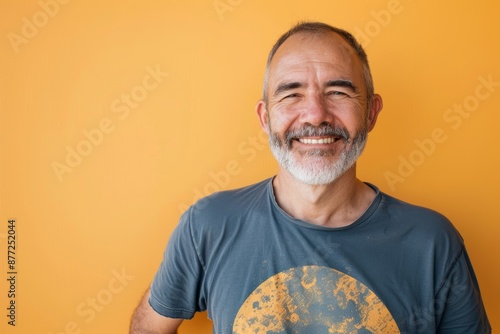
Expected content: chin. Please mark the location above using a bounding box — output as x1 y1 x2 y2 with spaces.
280 154 351 185
288 166 348 185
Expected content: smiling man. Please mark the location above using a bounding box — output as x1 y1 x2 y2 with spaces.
130 22 491 334
257 28 382 228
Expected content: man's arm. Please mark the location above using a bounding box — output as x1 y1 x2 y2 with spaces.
130 288 184 334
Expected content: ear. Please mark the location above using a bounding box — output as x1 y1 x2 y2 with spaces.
367 94 383 132
256 99 270 134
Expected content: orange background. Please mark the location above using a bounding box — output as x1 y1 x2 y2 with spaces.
1 0 498 333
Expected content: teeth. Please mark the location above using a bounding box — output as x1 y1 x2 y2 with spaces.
299 137 335 144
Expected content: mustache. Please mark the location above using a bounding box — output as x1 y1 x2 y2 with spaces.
284 123 350 144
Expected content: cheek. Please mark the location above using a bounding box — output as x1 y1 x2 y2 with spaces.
268 106 299 131
332 101 368 123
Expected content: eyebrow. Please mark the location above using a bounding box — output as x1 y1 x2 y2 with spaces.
273 79 357 97
325 80 357 92
273 81 304 96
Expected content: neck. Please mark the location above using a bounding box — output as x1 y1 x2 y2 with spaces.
273 166 376 228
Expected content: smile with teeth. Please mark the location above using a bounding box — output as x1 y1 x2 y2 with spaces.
298 137 337 144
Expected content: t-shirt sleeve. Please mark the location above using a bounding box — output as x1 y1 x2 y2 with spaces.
436 246 491 333
149 209 206 319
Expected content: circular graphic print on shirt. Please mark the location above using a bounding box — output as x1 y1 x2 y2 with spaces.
232 265 400 333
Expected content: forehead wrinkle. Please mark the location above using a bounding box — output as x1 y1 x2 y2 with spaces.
271 32 356 69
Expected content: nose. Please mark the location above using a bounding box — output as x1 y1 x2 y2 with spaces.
299 94 333 126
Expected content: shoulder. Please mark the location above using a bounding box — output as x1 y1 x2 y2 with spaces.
376 189 464 247
370 189 467 282
175 178 273 254
380 191 449 223
184 177 272 224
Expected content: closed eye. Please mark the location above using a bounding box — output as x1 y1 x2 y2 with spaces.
327 91 349 97
280 93 300 101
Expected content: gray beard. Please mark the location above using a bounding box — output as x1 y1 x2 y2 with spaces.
268 123 368 185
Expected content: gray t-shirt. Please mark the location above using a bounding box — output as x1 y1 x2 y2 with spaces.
150 178 491 333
